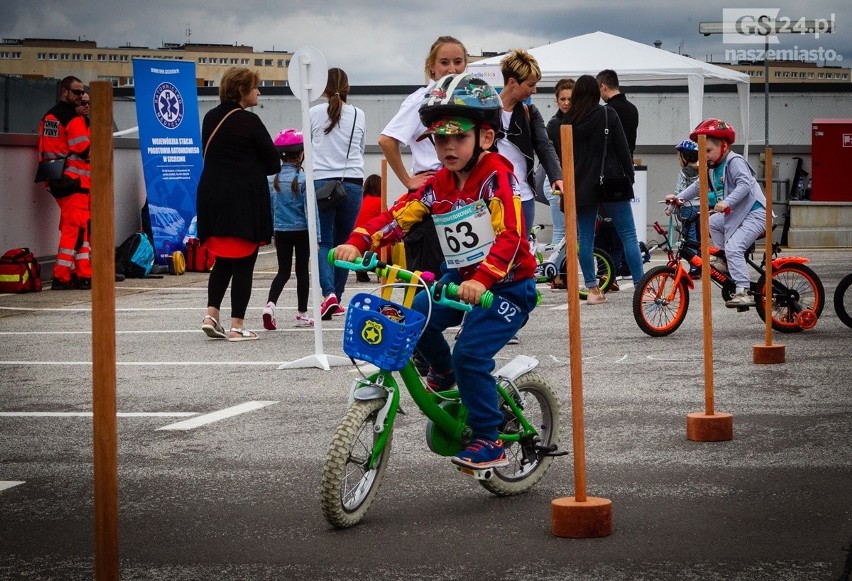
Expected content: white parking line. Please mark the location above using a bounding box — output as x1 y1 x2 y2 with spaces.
0 412 197 417
157 400 278 431
0 481 24 492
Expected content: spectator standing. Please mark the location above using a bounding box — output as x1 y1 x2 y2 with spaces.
262 128 314 330
311 68 366 320
378 36 468 276
198 67 280 341
497 49 563 235
551 75 644 304
36 76 92 290
353 174 383 282
542 77 576 244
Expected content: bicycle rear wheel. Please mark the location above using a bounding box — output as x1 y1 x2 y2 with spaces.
755 263 825 333
633 265 690 337
320 399 392 528
835 273 852 329
480 372 561 496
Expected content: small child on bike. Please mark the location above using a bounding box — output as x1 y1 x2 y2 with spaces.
669 119 767 308
674 139 701 277
262 128 315 330
333 73 539 471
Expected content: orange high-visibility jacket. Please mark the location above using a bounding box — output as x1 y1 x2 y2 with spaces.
38 100 91 197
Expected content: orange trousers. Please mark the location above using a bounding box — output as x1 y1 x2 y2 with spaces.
53 193 91 283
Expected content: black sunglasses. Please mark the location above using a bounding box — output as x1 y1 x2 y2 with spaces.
70 89 85 96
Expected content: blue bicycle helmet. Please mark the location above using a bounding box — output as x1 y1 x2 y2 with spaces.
675 139 698 153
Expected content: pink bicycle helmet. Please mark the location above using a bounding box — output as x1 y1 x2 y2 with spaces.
273 128 304 153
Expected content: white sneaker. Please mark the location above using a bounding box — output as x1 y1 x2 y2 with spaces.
262 302 277 330
725 290 755 308
294 312 314 327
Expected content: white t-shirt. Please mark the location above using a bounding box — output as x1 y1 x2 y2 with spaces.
380 83 441 174
497 109 532 202
309 102 366 180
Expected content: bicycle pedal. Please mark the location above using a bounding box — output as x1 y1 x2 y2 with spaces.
535 443 568 457
736 306 750 313
455 465 494 481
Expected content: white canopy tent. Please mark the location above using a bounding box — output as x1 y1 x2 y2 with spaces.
467 31 752 156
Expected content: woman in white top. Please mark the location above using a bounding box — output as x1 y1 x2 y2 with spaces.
310 67 366 320
377 36 467 275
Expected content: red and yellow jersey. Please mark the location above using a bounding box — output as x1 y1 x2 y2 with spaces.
346 152 536 289
38 100 91 192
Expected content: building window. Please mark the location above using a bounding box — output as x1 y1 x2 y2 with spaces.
204 80 214 87
0 52 7 59
230 58 238 64
60 53 69 60
49 53 58 60
37 52 46 60
240 58 249 65
254 58 262 66
264 59 272 67
807 73 814 79
83 54 91 61
198 57 206 64
97 54 106 61
11 52 20 59
120 54 128 62
72 53 81 61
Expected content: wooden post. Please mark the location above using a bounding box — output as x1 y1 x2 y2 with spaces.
89 81 120 579
687 134 732 442
551 125 612 538
753 147 786 363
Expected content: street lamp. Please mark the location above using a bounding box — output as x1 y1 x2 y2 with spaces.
699 17 835 147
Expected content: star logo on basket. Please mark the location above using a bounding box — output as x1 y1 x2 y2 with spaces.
361 320 383 345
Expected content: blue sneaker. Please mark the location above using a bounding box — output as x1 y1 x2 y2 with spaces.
451 438 509 469
425 368 456 393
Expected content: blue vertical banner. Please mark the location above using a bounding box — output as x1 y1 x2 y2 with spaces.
133 58 203 264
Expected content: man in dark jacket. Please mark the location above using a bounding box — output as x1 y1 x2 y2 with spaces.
596 69 640 280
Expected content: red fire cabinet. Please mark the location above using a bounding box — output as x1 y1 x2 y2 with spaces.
811 118 852 202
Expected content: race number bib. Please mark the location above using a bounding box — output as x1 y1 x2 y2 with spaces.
432 200 495 268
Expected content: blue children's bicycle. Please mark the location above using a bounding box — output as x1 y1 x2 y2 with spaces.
320 251 564 528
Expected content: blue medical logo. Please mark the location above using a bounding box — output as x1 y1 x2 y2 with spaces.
153 82 184 129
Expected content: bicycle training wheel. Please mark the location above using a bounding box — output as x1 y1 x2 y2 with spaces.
834 273 852 329
561 248 614 300
755 263 825 333
320 399 392 528
633 265 690 337
480 371 561 496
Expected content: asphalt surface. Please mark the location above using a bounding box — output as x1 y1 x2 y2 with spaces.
0 247 850 580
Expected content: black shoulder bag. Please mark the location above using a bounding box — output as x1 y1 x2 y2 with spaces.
599 107 634 202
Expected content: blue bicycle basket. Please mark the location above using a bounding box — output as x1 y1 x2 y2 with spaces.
343 293 426 371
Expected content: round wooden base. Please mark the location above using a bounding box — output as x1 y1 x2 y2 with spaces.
551 496 613 538
687 412 733 442
753 343 786 364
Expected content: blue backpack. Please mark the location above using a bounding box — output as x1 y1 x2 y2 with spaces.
116 232 155 278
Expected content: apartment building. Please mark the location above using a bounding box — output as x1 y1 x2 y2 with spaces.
0 37 293 87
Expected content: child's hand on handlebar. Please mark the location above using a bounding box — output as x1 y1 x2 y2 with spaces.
714 201 730 214
333 244 361 263
456 279 487 305
664 194 681 215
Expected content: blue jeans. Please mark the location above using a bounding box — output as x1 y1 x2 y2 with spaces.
522 198 536 237
577 201 645 286
316 180 363 299
411 271 538 441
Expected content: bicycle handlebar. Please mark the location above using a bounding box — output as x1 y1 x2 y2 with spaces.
328 250 493 311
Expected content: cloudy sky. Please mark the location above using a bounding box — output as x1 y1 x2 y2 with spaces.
3 1 849 84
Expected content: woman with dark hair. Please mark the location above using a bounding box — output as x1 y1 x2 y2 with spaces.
310 67 366 320
550 74 644 304
197 67 280 340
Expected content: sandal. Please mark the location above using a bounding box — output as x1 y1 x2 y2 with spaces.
228 327 258 342
201 316 226 339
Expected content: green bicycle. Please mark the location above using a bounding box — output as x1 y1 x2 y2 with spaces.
320 251 564 529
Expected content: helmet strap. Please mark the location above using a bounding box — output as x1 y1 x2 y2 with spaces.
461 126 482 173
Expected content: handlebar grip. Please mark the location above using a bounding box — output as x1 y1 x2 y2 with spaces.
445 282 493 309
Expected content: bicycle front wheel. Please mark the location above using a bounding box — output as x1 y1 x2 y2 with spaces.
755 263 825 333
633 265 690 337
563 248 614 300
835 272 852 329
320 399 392 528
480 372 561 496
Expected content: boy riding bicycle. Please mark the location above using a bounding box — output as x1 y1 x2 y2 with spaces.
333 73 539 470
669 119 767 308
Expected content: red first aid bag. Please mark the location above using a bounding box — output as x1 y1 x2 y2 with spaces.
0 248 42 293
185 239 215 272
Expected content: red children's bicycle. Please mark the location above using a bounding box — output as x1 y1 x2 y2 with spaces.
633 199 825 337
